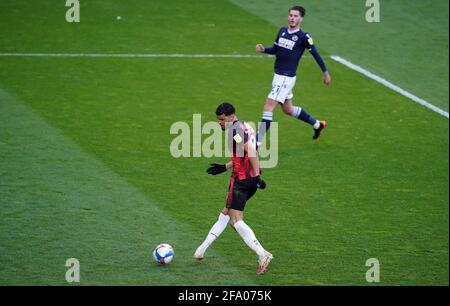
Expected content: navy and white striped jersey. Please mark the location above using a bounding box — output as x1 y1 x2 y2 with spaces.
264 27 327 77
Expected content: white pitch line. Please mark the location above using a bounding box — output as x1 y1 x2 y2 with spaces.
330 55 449 119
1 52 447 118
0 52 268 59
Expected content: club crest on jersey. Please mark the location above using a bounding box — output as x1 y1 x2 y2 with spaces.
233 134 243 143
292 35 298 41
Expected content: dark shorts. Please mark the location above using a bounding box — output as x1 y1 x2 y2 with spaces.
226 176 258 211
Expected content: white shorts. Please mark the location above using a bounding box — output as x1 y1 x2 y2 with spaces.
267 73 297 104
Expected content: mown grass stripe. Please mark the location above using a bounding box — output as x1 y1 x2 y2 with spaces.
0 87 257 285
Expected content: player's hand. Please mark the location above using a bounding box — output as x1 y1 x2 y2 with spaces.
252 176 266 189
206 163 227 175
323 71 331 85
255 44 265 52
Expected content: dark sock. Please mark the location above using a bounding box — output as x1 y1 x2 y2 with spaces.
297 109 317 126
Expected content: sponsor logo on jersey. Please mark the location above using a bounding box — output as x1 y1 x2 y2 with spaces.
278 37 295 50
306 34 314 45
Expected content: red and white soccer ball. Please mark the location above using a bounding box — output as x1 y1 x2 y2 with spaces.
152 243 174 264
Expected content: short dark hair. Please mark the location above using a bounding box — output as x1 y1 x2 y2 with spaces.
289 5 305 17
216 102 235 116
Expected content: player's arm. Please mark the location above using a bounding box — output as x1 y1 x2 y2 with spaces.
310 47 331 85
206 161 232 175
244 141 260 177
244 136 266 189
256 43 277 54
225 161 233 170
256 29 280 54
305 33 331 85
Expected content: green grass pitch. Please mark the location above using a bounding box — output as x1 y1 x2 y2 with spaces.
0 0 448 285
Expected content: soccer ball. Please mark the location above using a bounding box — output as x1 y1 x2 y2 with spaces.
152 243 174 264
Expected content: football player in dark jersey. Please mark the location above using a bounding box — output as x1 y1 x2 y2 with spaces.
256 6 331 144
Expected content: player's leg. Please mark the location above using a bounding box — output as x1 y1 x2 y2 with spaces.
230 209 273 275
283 99 327 140
256 98 277 145
257 73 294 145
229 181 273 274
194 175 237 260
229 208 265 258
194 207 230 260
281 100 294 116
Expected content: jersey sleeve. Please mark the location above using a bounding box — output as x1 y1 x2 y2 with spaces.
304 33 328 73
247 128 257 151
231 124 248 145
227 122 247 156
303 32 315 51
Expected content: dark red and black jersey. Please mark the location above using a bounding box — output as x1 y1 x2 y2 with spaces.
227 120 259 180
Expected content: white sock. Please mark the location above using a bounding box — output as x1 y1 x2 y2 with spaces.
197 213 230 254
257 111 273 143
262 111 273 122
313 120 321 129
233 220 265 257
292 106 302 118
